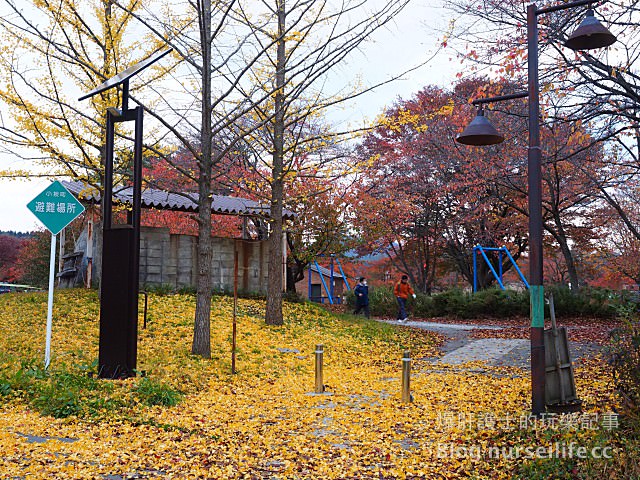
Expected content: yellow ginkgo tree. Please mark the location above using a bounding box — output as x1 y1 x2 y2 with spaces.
233 0 422 325
0 0 163 281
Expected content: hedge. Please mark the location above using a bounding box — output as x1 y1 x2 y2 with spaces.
345 285 633 319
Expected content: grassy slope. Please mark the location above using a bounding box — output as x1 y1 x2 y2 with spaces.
0 289 439 390
0 289 628 479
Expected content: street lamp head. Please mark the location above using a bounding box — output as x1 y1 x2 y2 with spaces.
455 108 505 146
564 9 616 51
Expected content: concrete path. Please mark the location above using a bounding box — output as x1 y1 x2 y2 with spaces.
394 320 503 332
435 338 529 366
383 319 601 369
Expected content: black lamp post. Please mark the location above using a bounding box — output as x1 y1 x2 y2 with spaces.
79 49 172 379
456 1 616 415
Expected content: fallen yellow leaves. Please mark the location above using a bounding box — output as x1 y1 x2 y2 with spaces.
0 290 620 478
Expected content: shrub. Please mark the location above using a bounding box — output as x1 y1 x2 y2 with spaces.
0 358 183 417
135 377 182 407
585 308 640 479
346 286 397 316
431 288 468 317
471 288 530 318
176 285 197 295
34 383 82 418
31 366 120 418
344 289 355 307
546 285 617 318
607 306 640 431
282 290 304 303
0 362 108 418
0 380 10 396
4 359 47 392
344 284 625 319
368 286 398 317
412 293 435 318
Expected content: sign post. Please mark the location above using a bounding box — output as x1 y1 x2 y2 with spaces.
45 233 55 368
26 181 84 369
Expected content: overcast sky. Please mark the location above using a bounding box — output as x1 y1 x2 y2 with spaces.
0 1 459 233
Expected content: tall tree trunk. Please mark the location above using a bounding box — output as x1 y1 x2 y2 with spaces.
95 1 113 292
548 208 580 291
192 0 213 357
265 0 286 326
552 229 580 292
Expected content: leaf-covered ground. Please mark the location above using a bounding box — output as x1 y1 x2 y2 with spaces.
0 290 628 478
405 316 619 344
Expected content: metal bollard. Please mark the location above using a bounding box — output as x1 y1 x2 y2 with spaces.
315 344 324 393
402 350 413 403
142 291 149 329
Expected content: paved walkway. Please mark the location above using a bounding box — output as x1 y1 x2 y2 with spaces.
435 338 529 365
383 319 601 369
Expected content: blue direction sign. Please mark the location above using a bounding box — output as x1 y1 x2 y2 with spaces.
27 181 85 235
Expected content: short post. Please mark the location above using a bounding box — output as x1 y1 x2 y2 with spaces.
232 248 239 375
143 291 149 329
402 350 412 403
315 344 324 393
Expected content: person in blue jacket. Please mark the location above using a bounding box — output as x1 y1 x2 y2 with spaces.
353 277 370 318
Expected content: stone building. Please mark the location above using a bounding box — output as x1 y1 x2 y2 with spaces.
138 227 268 293
59 181 293 295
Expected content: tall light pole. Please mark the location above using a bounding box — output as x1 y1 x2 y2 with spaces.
79 49 172 379
456 1 616 415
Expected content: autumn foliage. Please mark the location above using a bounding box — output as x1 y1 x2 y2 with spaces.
0 234 23 281
0 289 627 478
352 76 616 292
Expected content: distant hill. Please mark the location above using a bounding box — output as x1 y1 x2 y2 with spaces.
0 231 33 239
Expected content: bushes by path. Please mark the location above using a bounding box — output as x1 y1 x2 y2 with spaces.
346 285 634 319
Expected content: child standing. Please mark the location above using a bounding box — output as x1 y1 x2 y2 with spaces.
393 274 415 322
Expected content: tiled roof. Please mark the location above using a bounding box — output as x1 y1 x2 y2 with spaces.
311 264 345 279
62 180 295 219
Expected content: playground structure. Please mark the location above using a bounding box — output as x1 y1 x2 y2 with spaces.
0 283 40 294
307 256 351 304
473 245 529 292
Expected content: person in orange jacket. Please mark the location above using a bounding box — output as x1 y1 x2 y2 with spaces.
394 274 416 322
